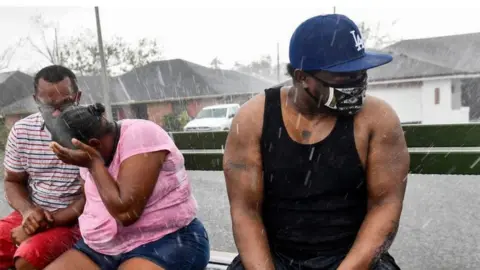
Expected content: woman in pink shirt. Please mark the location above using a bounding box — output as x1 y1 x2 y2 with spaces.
45 103 210 270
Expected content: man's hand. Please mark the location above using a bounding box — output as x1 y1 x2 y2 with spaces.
11 226 30 246
22 207 54 235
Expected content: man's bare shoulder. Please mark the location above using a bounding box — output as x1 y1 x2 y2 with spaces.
359 95 401 125
231 93 266 138
358 95 403 138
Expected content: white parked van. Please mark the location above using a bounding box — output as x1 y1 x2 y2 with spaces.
183 104 240 132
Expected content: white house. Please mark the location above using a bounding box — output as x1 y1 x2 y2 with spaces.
377 33 480 124
279 32 480 124
369 78 470 124
367 69 472 125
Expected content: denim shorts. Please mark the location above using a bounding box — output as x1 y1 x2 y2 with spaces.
74 218 210 270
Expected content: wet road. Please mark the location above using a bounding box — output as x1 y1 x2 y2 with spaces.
1 153 479 269
190 171 480 270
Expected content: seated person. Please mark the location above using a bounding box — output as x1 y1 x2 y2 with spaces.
0 65 84 270
45 103 210 270
224 14 407 270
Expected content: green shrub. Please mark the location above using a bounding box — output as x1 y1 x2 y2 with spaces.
163 111 191 132
177 111 191 129
0 118 8 150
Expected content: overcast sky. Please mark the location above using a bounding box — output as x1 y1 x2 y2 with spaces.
1 0 480 73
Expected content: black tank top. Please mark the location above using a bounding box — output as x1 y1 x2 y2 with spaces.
260 87 368 260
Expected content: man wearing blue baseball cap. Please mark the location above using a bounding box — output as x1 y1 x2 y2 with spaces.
223 14 409 270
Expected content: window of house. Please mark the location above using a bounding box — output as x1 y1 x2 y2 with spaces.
131 104 148 119
434 88 440 104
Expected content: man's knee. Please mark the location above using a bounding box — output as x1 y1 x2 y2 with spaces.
15 257 37 270
0 220 18 269
14 226 80 269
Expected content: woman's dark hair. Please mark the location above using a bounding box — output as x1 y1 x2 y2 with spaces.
61 103 114 144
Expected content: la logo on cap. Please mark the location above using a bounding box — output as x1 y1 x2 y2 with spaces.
289 14 393 72
350 30 365 51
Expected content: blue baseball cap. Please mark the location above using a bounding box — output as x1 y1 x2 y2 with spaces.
289 14 393 73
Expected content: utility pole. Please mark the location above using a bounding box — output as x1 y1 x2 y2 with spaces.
95 6 113 121
276 42 280 83
333 6 336 14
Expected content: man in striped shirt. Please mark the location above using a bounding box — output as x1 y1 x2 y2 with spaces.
0 66 85 270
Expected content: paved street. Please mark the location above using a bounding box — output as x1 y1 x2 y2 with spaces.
1 152 479 269
190 171 480 270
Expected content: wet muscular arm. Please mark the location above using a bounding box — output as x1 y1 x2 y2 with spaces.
223 97 275 270
339 102 409 270
4 170 33 215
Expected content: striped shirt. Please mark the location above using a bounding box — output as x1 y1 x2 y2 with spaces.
4 113 82 211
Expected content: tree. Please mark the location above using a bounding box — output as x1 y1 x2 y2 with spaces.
233 55 289 83
163 111 190 131
232 55 271 77
58 31 163 76
28 14 64 65
28 15 163 76
357 20 398 49
0 46 15 71
210 57 223 69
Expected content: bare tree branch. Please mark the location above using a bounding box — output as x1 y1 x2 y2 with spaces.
28 14 64 65
26 14 163 76
0 43 20 71
28 37 53 63
358 20 399 49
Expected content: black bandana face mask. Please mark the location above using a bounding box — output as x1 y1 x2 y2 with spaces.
39 105 78 149
304 74 368 115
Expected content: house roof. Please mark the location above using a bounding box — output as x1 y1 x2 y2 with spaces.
1 59 273 115
3 43 476 116
271 48 473 87
0 95 36 115
385 32 480 73
77 76 131 105
185 61 275 95
0 71 34 108
0 71 15 84
112 59 272 102
75 59 273 104
367 51 466 82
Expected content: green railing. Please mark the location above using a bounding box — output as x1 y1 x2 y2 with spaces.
172 123 480 269
172 123 480 175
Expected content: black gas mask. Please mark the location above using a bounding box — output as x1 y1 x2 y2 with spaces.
39 104 79 149
304 73 368 115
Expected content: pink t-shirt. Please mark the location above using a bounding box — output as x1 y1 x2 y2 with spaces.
78 119 197 255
